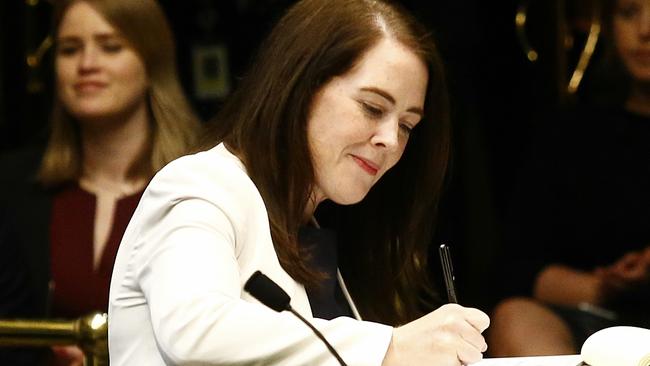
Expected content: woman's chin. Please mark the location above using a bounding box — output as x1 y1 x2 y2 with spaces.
330 189 369 206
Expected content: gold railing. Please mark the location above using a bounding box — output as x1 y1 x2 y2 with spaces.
0 312 108 366
515 0 602 97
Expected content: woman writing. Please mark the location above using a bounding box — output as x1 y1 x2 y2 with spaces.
108 0 489 365
0 0 200 364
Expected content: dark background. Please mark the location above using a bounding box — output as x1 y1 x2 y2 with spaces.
0 0 605 311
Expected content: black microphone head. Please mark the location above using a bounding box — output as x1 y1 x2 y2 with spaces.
244 271 291 312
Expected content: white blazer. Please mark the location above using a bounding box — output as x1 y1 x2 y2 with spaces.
108 143 393 365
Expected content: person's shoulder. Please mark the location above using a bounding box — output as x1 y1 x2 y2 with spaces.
559 101 622 126
154 143 248 185
0 146 43 186
0 146 43 170
140 143 265 229
536 101 622 142
0 146 47 212
147 143 259 205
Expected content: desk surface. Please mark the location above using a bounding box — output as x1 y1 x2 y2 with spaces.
475 355 583 366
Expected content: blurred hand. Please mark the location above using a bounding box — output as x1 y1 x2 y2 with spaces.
51 345 84 366
595 246 650 303
594 247 650 298
382 303 490 366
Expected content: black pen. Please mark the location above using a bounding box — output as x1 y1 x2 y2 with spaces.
438 243 458 303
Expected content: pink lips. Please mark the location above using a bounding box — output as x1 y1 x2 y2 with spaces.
352 155 379 175
74 80 107 92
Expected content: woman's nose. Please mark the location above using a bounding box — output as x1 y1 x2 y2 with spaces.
79 47 100 72
370 118 400 150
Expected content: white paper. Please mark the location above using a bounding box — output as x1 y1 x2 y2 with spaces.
472 354 583 366
580 326 650 366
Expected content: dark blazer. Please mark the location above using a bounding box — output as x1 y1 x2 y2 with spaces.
0 147 54 365
0 147 53 319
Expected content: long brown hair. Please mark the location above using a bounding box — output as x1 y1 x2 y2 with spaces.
204 0 450 325
582 0 633 105
39 0 200 185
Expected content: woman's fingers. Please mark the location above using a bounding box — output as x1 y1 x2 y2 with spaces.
382 303 489 366
458 319 489 352
457 340 485 365
438 304 489 349
439 306 488 352
464 306 491 333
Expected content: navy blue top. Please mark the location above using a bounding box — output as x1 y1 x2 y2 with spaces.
299 226 353 319
500 105 650 325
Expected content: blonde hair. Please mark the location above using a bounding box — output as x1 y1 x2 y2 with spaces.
39 0 200 185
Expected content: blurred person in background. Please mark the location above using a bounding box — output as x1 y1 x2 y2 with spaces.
489 0 650 356
0 0 200 364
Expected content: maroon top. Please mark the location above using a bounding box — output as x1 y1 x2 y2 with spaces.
49 185 143 318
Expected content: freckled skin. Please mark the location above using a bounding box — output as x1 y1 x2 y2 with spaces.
307 38 428 208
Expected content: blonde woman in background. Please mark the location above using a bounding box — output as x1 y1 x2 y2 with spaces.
0 0 200 364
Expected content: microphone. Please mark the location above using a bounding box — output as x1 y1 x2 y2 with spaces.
244 271 348 366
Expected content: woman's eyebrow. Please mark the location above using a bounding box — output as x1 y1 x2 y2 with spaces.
57 32 119 41
360 86 424 117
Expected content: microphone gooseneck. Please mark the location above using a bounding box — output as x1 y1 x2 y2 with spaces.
244 271 348 366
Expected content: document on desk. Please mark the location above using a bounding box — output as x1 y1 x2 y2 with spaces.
473 354 583 366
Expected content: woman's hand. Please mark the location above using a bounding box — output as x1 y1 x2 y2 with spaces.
51 345 84 366
382 303 490 366
595 247 650 303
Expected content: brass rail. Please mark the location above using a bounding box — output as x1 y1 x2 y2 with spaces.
516 0 601 95
0 312 108 366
